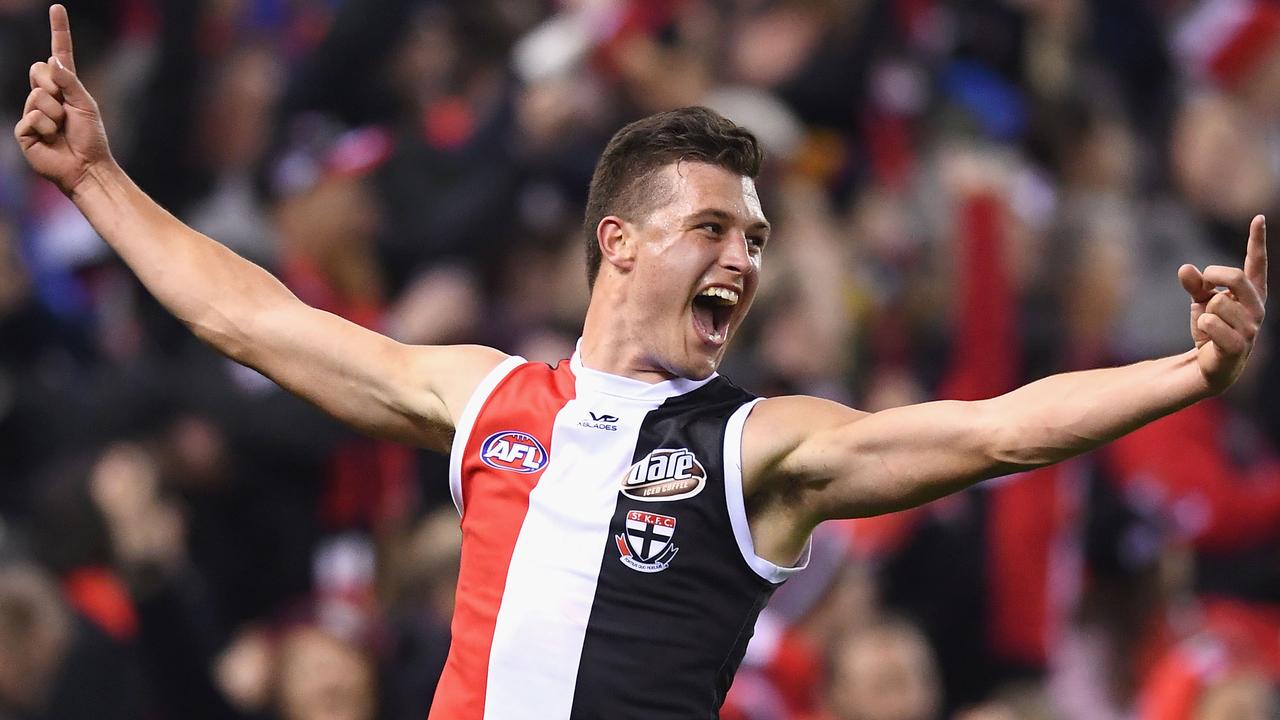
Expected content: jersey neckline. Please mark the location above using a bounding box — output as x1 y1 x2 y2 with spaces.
570 339 717 402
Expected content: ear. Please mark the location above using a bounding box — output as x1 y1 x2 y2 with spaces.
597 216 637 274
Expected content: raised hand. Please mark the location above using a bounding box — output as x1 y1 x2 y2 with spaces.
13 4 111 195
1178 214 1268 393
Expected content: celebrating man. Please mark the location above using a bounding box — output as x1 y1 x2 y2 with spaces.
15 6 1267 719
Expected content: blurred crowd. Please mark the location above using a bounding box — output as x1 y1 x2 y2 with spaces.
1 0 1280 718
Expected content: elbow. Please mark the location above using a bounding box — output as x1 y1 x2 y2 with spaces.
156 262 298 366
185 304 256 364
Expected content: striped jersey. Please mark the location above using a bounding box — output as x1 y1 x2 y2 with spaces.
430 348 809 719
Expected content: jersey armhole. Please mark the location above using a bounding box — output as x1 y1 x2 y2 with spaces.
724 398 812 584
448 355 527 516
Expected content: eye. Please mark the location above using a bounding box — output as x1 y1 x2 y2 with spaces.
747 235 766 250
698 222 723 235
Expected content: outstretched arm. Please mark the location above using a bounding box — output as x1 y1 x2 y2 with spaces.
744 217 1267 561
14 5 505 450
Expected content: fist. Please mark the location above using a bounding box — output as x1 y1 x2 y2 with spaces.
13 5 111 195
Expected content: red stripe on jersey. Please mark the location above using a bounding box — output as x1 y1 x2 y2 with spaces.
429 360 576 720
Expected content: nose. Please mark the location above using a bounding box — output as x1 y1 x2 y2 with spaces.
719 231 752 275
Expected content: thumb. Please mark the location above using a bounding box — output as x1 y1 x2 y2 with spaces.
49 56 92 109
1178 263 1214 303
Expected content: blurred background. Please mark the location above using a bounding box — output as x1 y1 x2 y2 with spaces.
0 0 1279 718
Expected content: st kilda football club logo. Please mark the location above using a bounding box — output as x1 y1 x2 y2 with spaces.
616 510 679 573
620 448 706 502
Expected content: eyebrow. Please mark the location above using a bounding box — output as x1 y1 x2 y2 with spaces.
689 208 771 234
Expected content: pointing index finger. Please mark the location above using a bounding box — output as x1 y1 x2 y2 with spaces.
1246 214 1267 303
49 4 75 75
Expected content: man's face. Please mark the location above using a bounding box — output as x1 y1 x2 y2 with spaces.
827 628 940 720
276 627 376 720
619 161 769 380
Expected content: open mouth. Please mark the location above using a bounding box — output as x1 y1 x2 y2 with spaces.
691 286 739 346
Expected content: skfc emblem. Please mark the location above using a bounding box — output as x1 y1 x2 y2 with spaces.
480 431 548 473
616 511 679 573
620 448 706 502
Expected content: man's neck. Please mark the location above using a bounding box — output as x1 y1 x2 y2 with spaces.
580 294 678 385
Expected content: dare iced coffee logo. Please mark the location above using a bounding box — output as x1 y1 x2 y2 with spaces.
620 448 706 502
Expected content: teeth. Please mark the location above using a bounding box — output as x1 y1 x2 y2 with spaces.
697 287 739 305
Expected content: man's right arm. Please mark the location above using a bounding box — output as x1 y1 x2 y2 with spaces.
16 6 506 451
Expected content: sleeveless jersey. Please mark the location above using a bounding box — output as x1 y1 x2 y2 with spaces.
429 348 809 719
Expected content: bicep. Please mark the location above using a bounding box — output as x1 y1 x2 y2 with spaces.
238 300 507 450
765 397 1007 521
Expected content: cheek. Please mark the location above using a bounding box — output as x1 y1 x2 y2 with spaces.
628 266 686 321
638 247 700 290
744 259 762 293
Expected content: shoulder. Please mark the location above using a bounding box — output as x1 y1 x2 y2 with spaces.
740 395 868 492
746 395 866 428
406 344 513 425
728 395 868 566
742 396 867 456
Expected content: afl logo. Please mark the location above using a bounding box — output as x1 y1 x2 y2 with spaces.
480 431 548 473
620 448 706 502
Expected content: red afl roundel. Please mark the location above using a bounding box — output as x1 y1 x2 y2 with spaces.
479 431 548 473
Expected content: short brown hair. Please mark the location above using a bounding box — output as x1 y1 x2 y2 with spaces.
583 107 763 288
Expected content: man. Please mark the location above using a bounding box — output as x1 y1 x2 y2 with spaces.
0 563 70 719
14 6 1268 719
822 619 941 720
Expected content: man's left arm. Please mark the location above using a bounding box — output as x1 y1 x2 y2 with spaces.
744 216 1267 560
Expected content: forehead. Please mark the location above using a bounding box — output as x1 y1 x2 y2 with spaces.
649 161 766 224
